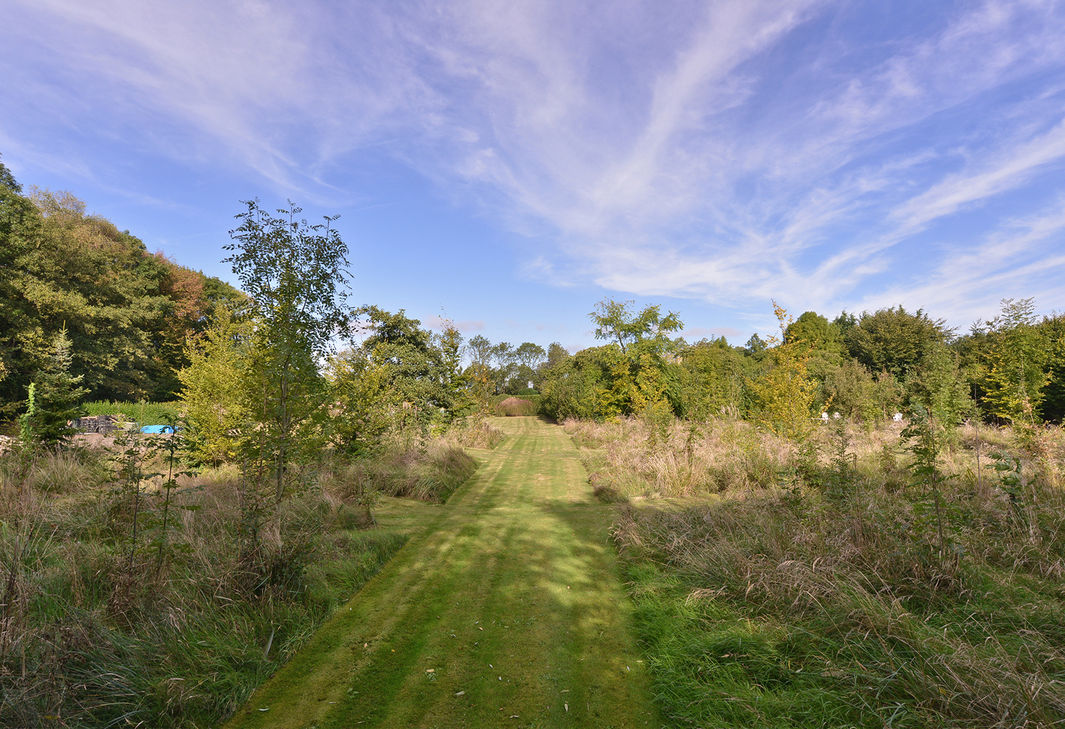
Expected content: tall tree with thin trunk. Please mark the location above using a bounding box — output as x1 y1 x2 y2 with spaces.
224 200 349 502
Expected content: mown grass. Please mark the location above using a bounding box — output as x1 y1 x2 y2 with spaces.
588 417 1065 728
224 416 656 729
0 440 464 728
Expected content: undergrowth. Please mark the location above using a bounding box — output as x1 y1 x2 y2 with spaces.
449 417 506 450
600 417 1065 728
0 437 473 727
322 440 476 503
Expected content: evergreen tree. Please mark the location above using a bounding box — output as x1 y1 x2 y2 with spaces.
22 326 88 446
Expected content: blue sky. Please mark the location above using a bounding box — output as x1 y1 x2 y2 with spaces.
3 0 1065 351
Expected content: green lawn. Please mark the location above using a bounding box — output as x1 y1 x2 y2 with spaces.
225 417 657 729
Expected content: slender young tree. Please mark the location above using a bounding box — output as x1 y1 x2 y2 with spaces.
224 200 350 501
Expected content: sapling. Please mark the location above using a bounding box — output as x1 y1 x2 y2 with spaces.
113 428 147 577
828 415 856 499
902 405 951 566
154 422 192 577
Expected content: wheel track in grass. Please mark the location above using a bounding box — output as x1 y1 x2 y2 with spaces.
224 416 657 729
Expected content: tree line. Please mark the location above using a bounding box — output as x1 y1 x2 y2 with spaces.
0 156 243 419
538 298 1065 429
4 151 1063 457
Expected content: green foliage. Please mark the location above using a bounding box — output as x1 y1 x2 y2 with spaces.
784 310 842 355
18 382 35 445
1040 313 1065 422
326 348 396 456
747 303 818 441
0 183 242 416
906 341 972 430
591 298 682 353
981 298 1049 424
845 306 948 382
20 327 88 447
540 298 684 420
82 400 181 426
433 320 468 419
225 200 349 501
820 357 881 423
543 342 569 370
901 405 953 565
327 308 475 455
744 333 767 356
0 153 20 194
178 306 252 464
539 345 620 420
675 337 748 419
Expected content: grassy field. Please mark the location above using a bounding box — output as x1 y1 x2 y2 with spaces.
569 416 1065 728
225 416 656 729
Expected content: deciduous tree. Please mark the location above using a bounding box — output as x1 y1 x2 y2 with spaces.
225 200 349 501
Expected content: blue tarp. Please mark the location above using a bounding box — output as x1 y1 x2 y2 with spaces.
140 424 175 434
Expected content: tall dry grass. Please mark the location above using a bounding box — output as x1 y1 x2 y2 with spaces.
565 416 1063 500
320 439 476 503
0 435 477 727
448 417 505 450
587 415 1065 727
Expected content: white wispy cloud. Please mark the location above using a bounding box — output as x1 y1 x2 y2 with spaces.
5 0 1065 325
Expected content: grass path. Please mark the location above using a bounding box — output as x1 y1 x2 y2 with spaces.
225 417 657 729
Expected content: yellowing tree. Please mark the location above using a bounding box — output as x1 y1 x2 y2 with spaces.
179 307 252 465
747 302 818 441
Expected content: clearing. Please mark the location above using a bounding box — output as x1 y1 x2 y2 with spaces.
225 416 657 729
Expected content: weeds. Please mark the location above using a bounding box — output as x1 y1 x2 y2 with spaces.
604 417 1065 728
449 416 505 449
0 431 470 727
